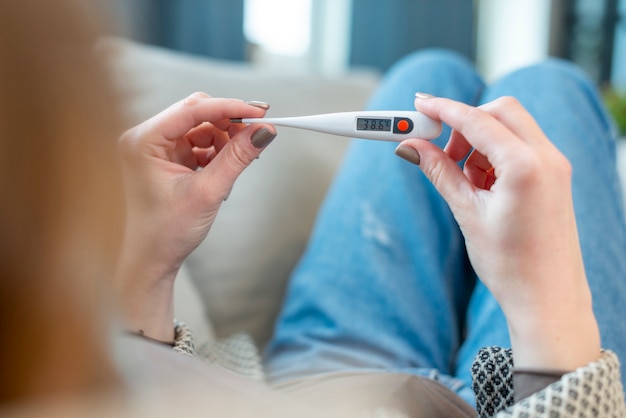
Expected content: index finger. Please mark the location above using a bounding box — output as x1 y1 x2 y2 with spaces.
479 97 546 145
414 96 525 164
142 94 269 141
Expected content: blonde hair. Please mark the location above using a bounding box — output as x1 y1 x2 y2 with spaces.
0 0 125 403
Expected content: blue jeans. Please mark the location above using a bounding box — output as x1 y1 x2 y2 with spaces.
264 49 626 406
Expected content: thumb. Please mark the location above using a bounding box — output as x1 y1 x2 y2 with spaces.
199 125 276 198
395 139 475 212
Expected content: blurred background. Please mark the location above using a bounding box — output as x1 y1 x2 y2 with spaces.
106 0 626 136
109 0 625 88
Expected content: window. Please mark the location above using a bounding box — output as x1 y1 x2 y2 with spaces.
559 0 622 85
244 0 312 57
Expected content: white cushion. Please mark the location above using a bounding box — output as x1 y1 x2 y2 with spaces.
174 263 215 344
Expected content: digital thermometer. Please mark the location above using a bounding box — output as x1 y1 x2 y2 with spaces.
231 111 442 141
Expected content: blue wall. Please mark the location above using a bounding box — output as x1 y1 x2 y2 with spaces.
350 0 475 72
111 0 475 68
113 0 246 61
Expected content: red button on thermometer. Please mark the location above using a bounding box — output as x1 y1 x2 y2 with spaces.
231 110 442 141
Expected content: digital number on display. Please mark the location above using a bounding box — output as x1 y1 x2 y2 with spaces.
356 118 392 132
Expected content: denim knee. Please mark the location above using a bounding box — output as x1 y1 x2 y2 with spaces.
387 49 475 79
500 58 597 97
367 48 484 112
383 49 477 90
485 58 616 141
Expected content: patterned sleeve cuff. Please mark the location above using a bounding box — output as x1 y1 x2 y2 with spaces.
173 320 195 357
472 346 515 417
472 347 626 417
171 324 264 381
501 350 625 417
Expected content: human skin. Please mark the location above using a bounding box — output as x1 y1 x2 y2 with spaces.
395 94 601 372
115 93 276 343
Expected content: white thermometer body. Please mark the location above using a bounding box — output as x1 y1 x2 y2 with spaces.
232 111 442 141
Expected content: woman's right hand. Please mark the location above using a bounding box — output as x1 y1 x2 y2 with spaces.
116 93 275 342
395 95 601 371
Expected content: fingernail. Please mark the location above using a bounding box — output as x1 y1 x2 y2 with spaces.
415 92 434 99
395 144 421 166
251 128 277 149
246 101 270 110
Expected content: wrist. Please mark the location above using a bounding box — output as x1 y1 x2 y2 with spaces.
115 274 176 343
115 236 181 343
506 304 600 371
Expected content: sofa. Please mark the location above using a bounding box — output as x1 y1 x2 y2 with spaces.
104 38 626 351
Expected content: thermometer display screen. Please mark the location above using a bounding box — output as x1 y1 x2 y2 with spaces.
357 118 392 132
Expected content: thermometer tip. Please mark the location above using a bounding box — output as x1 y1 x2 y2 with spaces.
230 118 243 123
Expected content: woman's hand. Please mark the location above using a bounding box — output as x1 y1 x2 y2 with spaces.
396 95 600 371
116 93 276 342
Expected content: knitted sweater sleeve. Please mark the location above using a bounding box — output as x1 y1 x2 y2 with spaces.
472 347 626 417
173 321 265 380
172 321 196 356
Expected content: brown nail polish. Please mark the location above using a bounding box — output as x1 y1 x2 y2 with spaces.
251 128 277 149
246 101 271 110
395 144 421 166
